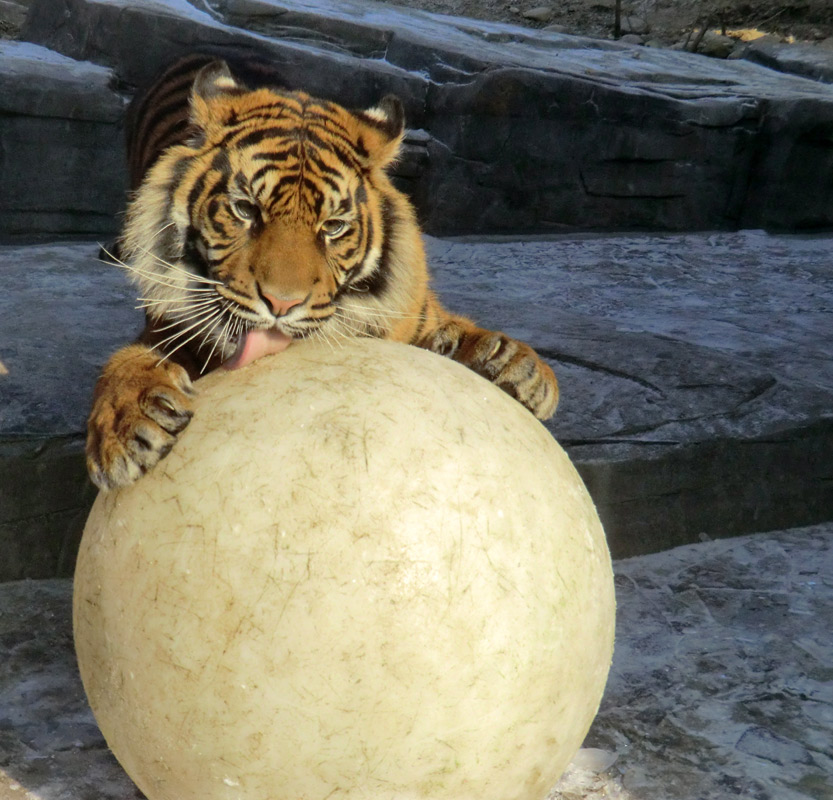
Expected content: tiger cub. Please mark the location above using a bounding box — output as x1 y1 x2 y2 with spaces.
86 55 559 490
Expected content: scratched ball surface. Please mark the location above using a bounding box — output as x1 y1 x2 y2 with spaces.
74 338 614 800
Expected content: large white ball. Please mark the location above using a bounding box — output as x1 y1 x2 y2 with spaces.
74 338 614 800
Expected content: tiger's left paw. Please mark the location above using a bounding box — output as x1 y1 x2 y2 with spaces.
423 322 559 420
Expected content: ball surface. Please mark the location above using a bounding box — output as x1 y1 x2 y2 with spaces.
74 339 615 800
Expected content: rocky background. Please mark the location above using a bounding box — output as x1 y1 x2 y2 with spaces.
2 0 833 239
1 2 833 799
1 0 833 577
5 0 833 52
396 0 833 55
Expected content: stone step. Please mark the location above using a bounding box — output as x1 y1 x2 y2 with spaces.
0 41 127 238
428 232 833 556
9 0 833 237
1 232 832 580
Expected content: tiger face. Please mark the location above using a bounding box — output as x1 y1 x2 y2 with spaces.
122 60 418 372
87 53 558 490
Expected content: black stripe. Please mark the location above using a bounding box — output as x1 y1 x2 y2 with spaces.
233 170 249 194
251 146 297 163
183 226 211 277
163 154 197 233
409 296 431 344
302 176 323 216
212 149 231 176
131 116 192 187
312 106 352 139
351 198 394 297
261 170 302 201
304 148 345 180
158 220 181 263
127 55 212 180
235 102 293 122
312 173 341 195
139 96 191 149
339 243 359 261
187 170 209 211
354 136 369 160
234 125 296 149
303 128 362 171
207 239 236 253
252 163 299 189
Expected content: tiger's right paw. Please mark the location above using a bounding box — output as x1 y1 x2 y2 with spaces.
86 345 196 491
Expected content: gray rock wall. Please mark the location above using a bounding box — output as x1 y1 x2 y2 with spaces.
13 0 833 237
0 42 127 237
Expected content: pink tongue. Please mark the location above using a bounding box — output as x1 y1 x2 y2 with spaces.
223 329 292 370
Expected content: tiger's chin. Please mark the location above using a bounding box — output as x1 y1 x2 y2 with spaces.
222 328 293 371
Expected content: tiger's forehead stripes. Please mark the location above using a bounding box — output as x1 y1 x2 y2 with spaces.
225 123 366 175
206 91 368 172
224 139 366 222
186 95 373 225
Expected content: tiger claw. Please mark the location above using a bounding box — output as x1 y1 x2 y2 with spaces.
421 322 558 420
86 345 196 490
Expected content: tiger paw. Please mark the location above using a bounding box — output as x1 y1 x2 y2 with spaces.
423 321 559 420
86 345 196 490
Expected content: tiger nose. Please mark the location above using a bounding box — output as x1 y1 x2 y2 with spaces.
262 292 304 317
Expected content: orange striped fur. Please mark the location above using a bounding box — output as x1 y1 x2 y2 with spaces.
87 55 558 489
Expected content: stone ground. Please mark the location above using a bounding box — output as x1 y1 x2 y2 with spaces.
1 523 831 800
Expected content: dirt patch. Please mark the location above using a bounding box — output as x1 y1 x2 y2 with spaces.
2 0 833 50
391 0 833 50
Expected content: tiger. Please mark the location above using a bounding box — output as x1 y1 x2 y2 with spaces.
86 53 559 490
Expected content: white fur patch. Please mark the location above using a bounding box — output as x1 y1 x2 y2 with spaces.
363 106 391 125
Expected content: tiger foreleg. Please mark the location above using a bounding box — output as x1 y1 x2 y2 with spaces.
86 344 196 490
416 316 559 420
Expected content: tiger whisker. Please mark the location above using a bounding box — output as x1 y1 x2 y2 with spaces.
334 307 398 339
150 306 225 357
347 307 421 321
137 294 217 306
136 296 219 314
138 299 221 326
152 221 176 239
333 316 371 339
100 246 218 294
105 259 217 296
154 309 227 367
341 299 423 321
200 302 238 373
313 325 340 354
130 270 215 294
152 301 225 333
134 244 224 287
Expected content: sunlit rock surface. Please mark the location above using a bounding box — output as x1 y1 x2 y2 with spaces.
11 0 833 236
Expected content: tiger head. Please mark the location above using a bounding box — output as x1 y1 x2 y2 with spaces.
122 60 425 372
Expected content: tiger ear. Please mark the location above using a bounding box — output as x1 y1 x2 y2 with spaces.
355 95 405 168
190 60 245 131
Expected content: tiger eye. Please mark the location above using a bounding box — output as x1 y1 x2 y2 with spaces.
230 198 260 223
320 219 350 239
